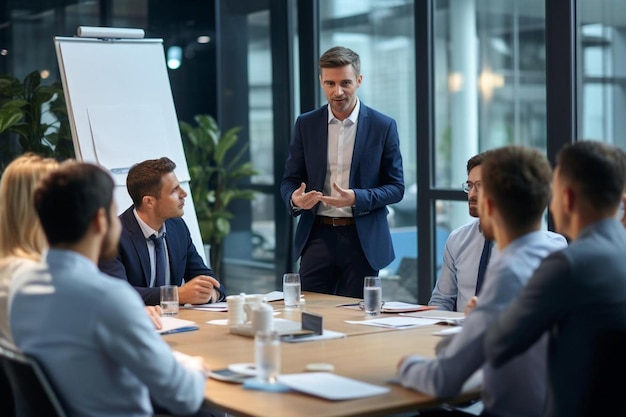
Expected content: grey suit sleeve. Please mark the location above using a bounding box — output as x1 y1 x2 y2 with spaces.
485 252 570 367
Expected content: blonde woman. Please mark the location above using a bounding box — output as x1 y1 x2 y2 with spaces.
0 153 59 343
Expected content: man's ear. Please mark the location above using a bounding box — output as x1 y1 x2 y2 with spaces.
93 207 107 234
485 196 495 216
142 195 155 209
563 187 576 213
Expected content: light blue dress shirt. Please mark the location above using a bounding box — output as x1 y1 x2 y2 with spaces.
400 230 567 417
429 219 487 311
9 249 205 417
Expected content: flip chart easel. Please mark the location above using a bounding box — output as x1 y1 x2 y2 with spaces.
54 27 208 264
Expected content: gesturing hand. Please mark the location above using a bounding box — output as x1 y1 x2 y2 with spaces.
319 183 356 209
291 182 322 210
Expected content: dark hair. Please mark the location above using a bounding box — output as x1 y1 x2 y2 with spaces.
466 150 494 175
319 46 360 77
556 140 626 210
126 157 176 208
481 146 552 230
34 163 114 245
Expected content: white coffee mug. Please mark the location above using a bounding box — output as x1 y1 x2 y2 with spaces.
245 301 274 334
226 294 246 326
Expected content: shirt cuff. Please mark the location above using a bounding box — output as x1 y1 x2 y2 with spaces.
290 198 302 212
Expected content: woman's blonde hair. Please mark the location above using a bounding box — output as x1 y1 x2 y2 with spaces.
0 153 60 260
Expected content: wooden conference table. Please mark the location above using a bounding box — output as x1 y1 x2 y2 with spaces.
163 292 478 417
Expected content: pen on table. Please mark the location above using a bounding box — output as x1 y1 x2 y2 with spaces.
335 303 360 307
161 326 198 335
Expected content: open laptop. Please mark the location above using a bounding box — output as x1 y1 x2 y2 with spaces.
229 311 323 339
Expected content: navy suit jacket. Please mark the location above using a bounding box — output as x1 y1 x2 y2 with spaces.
99 206 225 305
280 103 404 270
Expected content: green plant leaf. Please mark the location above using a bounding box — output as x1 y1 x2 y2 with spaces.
180 114 258 251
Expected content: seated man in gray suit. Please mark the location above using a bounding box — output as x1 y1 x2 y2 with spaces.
485 141 626 417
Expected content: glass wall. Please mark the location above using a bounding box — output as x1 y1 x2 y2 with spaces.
577 0 626 148
433 0 546 233
247 10 276 264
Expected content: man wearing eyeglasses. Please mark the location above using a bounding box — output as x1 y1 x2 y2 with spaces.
428 152 494 312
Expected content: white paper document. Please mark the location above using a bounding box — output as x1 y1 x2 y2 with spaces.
277 372 390 400
280 329 346 343
380 301 440 313
157 317 199 335
185 302 228 312
400 310 465 326
345 316 440 329
187 292 287 312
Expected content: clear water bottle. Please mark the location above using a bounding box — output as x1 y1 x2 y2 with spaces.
255 330 280 383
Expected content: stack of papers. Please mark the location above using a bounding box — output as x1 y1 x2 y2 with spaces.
157 317 200 335
400 310 465 326
186 302 228 312
345 316 440 329
280 329 346 343
336 301 439 313
380 302 439 313
185 291 288 311
276 372 390 400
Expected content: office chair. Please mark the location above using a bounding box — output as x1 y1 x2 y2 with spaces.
0 340 67 417
0 358 15 417
397 257 418 293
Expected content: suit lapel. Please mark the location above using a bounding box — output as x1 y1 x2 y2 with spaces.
122 208 152 287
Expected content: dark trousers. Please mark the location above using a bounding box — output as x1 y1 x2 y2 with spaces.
299 222 376 298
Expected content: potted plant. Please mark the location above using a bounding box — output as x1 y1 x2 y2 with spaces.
180 114 258 278
0 70 74 170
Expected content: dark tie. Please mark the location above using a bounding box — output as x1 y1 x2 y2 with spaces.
475 239 492 296
149 234 167 288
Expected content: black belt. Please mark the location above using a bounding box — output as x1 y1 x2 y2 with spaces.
316 216 355 226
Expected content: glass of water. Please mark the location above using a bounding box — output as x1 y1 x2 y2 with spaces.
283 273 301 308
363 276 382 315
255 330 280 383
160 285 179 317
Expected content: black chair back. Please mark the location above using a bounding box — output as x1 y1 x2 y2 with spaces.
0 357 15 417
0 340 67 417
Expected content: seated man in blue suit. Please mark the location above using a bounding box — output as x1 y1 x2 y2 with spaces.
280 46 404 298
100 157 225 305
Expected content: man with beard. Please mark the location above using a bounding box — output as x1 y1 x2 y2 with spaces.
398 146 566 417
428 151 494 312
9 163 211 417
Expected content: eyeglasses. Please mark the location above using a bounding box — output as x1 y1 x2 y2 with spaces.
462 181 482 194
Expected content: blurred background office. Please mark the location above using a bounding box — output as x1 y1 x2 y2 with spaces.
0 0 623 304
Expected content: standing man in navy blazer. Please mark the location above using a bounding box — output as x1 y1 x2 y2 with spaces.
100 157 226 306
280 46 404 298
